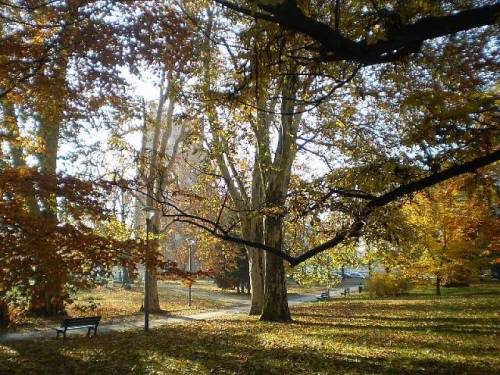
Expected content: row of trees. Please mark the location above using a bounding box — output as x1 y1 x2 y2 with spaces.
1 1 499 323
289 171 498 294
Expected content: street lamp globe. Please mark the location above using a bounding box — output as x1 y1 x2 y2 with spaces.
142 206 156 220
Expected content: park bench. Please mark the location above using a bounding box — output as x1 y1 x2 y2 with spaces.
340 288 351 296
54 316 101 339
317 291 330 301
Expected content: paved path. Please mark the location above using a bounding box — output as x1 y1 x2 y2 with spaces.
0 286 360 343
162 283 251 304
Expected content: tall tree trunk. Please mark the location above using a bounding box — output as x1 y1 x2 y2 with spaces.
260 215 291 322
146 213 162 312
141 74 169 314
436 275 441 296
30 114 63 315
259 66 301 322
247 249 265 315
242 217 265 315
200 8 267 316
2 101 64 316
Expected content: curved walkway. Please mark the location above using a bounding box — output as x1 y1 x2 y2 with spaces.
0 285 360 343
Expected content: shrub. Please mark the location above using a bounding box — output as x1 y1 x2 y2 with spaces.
368 273 410 297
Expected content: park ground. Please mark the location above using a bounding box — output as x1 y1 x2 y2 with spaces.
0 282 499 374
6 279 338 333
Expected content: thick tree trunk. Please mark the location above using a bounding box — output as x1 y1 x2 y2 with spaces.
260 215 291 322
436 275 441 296
30 115 63 316
247 248 265 315
242 217 265 315
146 268 161 312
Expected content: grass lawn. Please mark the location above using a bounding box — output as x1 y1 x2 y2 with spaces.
1 284 499 374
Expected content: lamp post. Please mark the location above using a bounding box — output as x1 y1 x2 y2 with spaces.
142 206 156 332
187 239 194 307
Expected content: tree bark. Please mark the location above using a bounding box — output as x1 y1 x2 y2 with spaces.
146 214 162 312
3 104 64 316
30 113 62 315
242 217 265 315
436 275 441 296
247 248 265 315
146 268 161 312
260 215 291 322
141 73 170 314
0 299 9 328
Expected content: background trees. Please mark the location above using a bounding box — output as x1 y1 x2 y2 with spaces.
402 172 498 294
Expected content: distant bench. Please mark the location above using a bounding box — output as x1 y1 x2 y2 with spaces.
54 316 101 339
341 288 351 296
317 291 330 301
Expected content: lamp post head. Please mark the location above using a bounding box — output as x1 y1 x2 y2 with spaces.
143 206 156 220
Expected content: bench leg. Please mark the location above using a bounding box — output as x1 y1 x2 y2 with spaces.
86 326 98 337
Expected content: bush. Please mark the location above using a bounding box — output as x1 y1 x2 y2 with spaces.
368 273 410 297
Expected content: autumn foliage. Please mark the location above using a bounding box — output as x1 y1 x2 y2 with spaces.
0 167 146 325
400 171 498 290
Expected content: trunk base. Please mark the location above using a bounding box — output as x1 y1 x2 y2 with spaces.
248 306 262 316
260 251 291 323
259 311 292 322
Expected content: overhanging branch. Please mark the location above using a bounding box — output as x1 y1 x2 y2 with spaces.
113 150 500 267
214 0 500 65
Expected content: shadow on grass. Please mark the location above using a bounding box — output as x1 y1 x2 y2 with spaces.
2 286 499 374
294 318 499 335
1 315 498 375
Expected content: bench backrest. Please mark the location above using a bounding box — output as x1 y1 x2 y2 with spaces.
62 316 101 327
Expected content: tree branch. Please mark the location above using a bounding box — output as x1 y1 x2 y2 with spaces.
214 0 500 65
